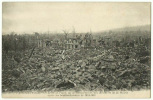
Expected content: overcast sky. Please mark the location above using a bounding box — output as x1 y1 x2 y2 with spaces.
2 2 151 34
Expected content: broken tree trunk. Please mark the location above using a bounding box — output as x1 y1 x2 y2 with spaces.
29 46 36 58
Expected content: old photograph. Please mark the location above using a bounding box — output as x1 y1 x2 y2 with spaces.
2 2 151 98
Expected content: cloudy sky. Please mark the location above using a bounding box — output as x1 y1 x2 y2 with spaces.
2 2 151 34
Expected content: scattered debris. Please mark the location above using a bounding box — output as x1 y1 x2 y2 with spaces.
2 44 151 92
56 80 76 89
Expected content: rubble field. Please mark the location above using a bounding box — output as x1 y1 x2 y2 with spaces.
2 46 151 92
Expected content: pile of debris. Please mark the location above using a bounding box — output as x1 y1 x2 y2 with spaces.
2 46 151 92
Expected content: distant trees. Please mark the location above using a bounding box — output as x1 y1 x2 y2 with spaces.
2 30 151 55
3 38 10 54
84 33 93 47
2 33 36 54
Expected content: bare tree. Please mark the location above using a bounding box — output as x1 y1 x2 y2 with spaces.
63 30 69 40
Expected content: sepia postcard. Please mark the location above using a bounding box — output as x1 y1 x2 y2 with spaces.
2 2 151 98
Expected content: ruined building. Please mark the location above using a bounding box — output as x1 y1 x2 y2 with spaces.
65 38 80 49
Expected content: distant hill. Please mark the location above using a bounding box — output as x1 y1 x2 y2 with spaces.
93 24 151 39
111 24 151 32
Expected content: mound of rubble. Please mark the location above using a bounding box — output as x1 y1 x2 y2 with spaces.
2 47 151 92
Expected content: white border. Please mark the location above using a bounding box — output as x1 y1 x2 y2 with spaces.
0 0 152 100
